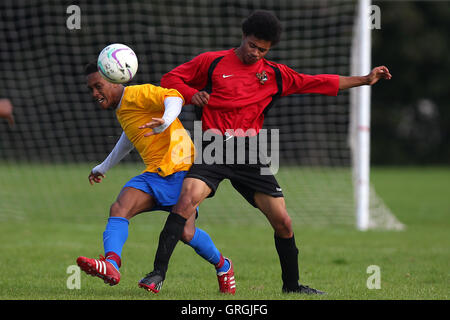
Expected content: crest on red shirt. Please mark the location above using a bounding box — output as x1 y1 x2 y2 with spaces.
256 70 268 85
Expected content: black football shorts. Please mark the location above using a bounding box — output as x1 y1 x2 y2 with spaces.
186 135 284 207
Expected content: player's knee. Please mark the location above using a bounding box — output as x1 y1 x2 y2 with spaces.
274 213 293 237
180 225 195 243
109 201 128 218
284 215 293 231
172 194 195 217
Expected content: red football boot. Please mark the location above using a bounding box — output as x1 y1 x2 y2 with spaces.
77 255 120 286
216 257 236 294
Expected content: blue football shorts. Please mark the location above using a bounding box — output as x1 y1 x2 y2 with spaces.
123 170 194 213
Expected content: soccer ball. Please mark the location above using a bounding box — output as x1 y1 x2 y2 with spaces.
97 43 138 84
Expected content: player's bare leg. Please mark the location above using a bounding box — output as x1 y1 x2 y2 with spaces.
173 178 213 219
254 193 292 238
109 187 155 220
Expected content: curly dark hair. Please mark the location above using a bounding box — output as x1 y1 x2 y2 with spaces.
84 61 98 76
241 10 282 46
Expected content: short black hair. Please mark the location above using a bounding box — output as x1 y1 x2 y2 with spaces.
242 10 282 46
84 61 98 76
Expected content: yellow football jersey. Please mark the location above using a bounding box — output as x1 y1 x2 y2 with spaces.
115 84 194 177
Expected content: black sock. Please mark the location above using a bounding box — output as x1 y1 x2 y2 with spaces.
274 233 299 289
153 212 187 278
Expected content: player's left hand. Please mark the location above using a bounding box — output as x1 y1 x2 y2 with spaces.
89 171 105 185
139 118 165 137
367 66 392 85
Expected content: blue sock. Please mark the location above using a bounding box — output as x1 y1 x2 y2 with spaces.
187 228 230 273
103 216 129 270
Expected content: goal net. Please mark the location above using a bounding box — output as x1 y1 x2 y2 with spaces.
0 0 403 229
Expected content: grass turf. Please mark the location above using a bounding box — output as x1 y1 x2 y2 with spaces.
0 164 448 300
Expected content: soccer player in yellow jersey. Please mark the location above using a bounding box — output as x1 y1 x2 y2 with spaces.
76 62 234 294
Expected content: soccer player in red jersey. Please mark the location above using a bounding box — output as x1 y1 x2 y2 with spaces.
139 10 392 294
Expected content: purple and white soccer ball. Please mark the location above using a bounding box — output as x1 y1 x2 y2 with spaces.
97 43 138 84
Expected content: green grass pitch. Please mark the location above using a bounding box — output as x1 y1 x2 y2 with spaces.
0 164 448 300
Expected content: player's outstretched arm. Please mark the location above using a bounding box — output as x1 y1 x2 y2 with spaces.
339 66 392 90
139 96 183 137
89 131 134 185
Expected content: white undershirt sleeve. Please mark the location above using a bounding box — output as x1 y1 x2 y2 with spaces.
91 131 134 175
152 96 183 134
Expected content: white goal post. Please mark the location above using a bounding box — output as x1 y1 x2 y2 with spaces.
352 0 372 231
351 0 404 230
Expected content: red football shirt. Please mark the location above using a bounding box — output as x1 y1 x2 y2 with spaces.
161 48 340 135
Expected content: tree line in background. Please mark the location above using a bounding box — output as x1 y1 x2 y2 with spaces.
371 1 449 165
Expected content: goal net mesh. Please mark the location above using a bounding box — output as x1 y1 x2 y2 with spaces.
0 0 403 229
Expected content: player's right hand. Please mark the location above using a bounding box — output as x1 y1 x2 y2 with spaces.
139 118 166 137
89 171 105 185
191 91 210 107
